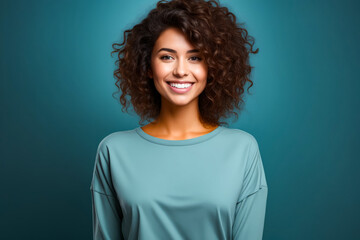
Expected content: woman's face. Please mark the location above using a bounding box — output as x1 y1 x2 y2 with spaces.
149 27 208 107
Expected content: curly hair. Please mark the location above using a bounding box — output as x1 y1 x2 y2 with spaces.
111 0 258 127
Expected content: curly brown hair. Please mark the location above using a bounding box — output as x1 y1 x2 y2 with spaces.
111 0 258 127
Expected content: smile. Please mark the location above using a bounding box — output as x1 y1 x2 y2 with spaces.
166 82 194 93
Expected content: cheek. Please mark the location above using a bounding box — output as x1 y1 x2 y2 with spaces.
152 62 173 79
192 67 208 82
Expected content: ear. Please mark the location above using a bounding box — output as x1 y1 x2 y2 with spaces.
147 69 153 79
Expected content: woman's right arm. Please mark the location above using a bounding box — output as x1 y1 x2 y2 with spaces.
90 140 124 240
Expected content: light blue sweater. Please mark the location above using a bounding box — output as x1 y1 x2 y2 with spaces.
90 126 268 239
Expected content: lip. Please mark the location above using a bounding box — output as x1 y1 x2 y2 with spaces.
166 81 194 94
166 81 195 83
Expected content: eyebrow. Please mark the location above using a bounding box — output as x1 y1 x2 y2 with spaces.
157 48 200 54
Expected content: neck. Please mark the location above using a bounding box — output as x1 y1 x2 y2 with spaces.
150 97 216 137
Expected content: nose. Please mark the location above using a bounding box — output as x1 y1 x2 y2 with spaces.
173 57 189 77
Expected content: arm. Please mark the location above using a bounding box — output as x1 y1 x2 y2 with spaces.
90 140 124 240
232 139 268 240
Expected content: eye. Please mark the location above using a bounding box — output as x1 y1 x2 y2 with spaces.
160 55 173 60
189 56 202 61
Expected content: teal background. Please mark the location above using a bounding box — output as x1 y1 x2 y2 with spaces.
1 0 359 239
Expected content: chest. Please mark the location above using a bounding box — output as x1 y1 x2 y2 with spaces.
108 145 248 214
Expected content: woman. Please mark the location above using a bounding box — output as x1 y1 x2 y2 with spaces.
90 0 268 239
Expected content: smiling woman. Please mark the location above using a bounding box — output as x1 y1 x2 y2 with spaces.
90 0 268 239
110 0 259 133
149 27 208 107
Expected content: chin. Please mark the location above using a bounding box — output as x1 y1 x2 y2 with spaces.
170 96 198 106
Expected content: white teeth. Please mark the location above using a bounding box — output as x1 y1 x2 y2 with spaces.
169 83 193 89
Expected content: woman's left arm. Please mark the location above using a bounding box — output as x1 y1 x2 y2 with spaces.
232 138 268 240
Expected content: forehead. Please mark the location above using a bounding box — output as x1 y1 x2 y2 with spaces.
153 27 196 52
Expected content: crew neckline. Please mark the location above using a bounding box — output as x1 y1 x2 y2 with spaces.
135 126 224 146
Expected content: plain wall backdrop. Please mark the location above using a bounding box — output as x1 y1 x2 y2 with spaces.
1 0 359 239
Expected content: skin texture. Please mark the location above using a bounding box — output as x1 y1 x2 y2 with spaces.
142 27 218 140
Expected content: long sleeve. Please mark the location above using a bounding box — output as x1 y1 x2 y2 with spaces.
232 138 268 240
90 140 124 240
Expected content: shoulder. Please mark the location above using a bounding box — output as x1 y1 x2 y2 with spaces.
96 128 137 152
221 127 259 149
